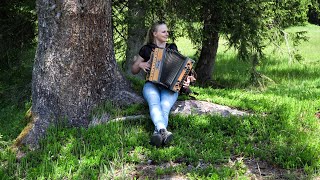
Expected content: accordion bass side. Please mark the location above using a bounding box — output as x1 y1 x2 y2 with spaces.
146 48 195 92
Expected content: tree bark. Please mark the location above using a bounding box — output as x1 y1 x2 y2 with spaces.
15 0 143 149
195 6 219 86
125 0 147 78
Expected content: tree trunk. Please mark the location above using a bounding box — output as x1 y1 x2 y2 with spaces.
125 1 147 78
195 7 219 86
15 0 143 149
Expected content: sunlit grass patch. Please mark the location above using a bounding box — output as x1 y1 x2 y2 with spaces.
285 24 320 62
175 37 197 58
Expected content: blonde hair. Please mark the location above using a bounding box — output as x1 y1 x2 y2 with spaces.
146 21 166 44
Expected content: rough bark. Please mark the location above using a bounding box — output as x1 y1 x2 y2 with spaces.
125 1 147 78
195 7 219 86
15 0 143 149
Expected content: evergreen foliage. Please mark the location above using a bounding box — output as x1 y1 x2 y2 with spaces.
308 0 320 25
170 0 311 85
0 0 36 70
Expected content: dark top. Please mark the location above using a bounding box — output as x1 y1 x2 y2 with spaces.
138 43 178 62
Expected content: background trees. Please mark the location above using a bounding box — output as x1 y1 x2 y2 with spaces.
1 0 317 84
170 0 312 86
114 0 313 86
0 0 36 70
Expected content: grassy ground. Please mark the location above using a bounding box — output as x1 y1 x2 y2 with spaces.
1 24 320 179
0 47 34 141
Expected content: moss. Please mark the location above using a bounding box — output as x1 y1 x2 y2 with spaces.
24 107 32 123
12 113 37 150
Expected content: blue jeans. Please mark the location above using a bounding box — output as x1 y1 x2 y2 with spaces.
143 82 178 132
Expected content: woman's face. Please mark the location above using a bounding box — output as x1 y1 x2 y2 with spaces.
153 24 169 44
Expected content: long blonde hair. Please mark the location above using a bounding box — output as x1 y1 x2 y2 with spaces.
145 21 166 44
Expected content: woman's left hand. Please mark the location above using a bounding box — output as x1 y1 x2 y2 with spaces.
183 76 196 87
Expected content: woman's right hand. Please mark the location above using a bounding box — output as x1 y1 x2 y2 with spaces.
139 61 151 72
131 55 147 74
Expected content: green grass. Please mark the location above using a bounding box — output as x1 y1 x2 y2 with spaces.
0 114 255 179
1 24 320 179
0 47 34 141
285 24 320 62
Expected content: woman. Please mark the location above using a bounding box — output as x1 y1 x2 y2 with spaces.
131 21 192 147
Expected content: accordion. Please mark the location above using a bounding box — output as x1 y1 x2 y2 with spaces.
146 48 195 92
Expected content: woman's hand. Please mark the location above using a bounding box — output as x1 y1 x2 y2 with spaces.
131 55 148 74
139 61 151 72
183 75 196 87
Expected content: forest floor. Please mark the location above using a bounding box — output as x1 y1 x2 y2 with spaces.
110 153 307 179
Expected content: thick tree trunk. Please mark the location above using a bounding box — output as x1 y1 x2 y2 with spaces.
195 8 219 86
125 1 147 78
15 0 143 149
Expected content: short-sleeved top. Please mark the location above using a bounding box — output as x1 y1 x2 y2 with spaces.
138 43 178 62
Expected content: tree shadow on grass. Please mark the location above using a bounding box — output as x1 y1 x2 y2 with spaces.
213 54 252 88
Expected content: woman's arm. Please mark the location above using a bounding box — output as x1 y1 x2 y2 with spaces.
131 55 151 74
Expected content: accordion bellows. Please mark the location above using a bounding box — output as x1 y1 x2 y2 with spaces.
146 48 195 92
